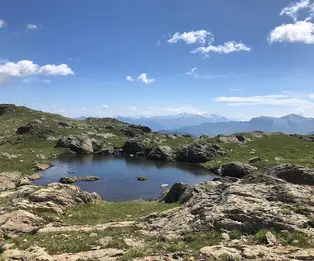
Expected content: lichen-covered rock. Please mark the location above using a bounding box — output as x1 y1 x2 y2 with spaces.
56 135 93 154
267 164 314 185
0 210 45 238
0 172 22 191
148 146 174 161
141 176 314 238
129 124 152 133
221 162 257 178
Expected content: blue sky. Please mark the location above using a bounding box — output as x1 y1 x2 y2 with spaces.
1 0 314 120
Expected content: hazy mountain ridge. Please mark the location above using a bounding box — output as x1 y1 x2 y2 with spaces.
175 114 314 137
116 113 231 131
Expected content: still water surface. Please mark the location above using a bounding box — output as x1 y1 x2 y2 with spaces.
34 155 216 201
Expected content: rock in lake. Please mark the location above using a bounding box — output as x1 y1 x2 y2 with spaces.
137 176 147 181
267 164 314 185
221 162 257 178
56 135 94 154
59 176 100 184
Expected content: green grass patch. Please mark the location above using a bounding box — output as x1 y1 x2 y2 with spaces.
254 229 314 248
7 227 137 255
202 133 314 170
61 201 179 225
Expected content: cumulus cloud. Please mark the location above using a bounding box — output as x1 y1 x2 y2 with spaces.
167 30 213 45
214 94 314 107
36 64 74 76
126 76 134 82
26 24 38 30
137 73 155 84
192 41 251 55
0 60 74 84
0 19 6 28
268 21 314 44
101 104 109 108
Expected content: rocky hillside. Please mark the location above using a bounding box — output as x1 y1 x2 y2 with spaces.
1 104 314 260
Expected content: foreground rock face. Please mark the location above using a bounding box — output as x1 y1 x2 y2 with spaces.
0 172 23 191
2 246 124 261
141 176 314 238
56 135 94 154
267 163 314 185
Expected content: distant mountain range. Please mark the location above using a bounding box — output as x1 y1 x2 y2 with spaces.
174 114 314 137
116 113 230 131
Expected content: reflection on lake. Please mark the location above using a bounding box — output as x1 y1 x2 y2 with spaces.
34 155 216 202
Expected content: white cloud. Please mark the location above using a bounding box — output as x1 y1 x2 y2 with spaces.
137 73 155 84
26 24 38 30
268 21 314 44
308 93 314 99
0 60 74 84
280 0 312 22
0 60 39 77
230 88 243 92
22 77 52 84
42 79 52 84
214 94 314 107
0 19 6 28
167 30 213 45
68 57 81 62
126 76 134 82
185 67 198 75
192 41 251 56
36 64 74 76
101 104 109 108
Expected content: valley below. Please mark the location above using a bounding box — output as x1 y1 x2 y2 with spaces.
1 104 314 261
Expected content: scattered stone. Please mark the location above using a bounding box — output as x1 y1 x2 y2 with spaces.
98 236 113 247
89 232 98 238
266 231 277 246
221 232 230 241
35 162 53 171
249 157 262 163
0 172 22 191
221 162 257 178
200 246 241 260
59 175 99 184
137 176 147 181
123 238 143 248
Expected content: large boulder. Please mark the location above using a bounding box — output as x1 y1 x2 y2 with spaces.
56 135 93 154
120 128 144 138
177 142 223 163
148 146 174 161
0 172 23 191
267 164 314 185
221 162 257 178
160 182 196 204
122 139 151 155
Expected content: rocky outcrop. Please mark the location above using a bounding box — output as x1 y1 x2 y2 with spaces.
56 135 93 154
140 176 314 238
59 175 99 184
176 142 225 163
221 162 257 178
122 139 152 155
129 124 152 133
16 122 54 138
0 172 23 191
0 210 45 238
148 146 174 161
267 164 314 185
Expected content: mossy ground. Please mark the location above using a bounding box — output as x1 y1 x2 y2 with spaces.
202 133 314 170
